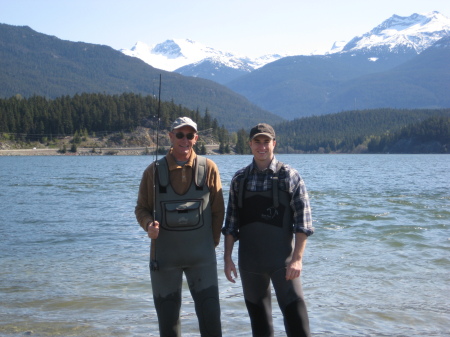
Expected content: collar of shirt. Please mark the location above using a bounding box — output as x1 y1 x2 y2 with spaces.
167 148 196 171
250 156 278 174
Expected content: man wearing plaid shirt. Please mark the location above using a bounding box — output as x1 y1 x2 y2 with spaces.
222 123 314 337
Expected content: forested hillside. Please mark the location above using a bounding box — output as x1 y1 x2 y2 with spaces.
0 93 231 151
0 23 282 130
368 116 450 153
1 94 448 154
272 108 450 153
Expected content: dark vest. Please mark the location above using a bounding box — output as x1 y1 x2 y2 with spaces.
237 162 294 273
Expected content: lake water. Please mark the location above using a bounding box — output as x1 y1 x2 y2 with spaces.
0 154 449 337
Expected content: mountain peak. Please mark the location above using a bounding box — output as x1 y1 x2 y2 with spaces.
338 11 450 54
121 38 245 71
152 39 184 58
120 38 286 75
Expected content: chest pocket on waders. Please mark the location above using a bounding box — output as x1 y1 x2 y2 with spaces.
162 200 204 230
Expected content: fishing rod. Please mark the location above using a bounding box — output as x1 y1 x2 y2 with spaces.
155 74 161 163
150 74 161 272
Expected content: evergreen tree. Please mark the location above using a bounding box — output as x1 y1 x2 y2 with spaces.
235 129 250 154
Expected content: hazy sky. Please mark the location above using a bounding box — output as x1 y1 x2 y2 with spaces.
1 0 449 57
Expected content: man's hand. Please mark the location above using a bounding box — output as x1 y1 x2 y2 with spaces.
224 258 238 283
286 258 302 280
147 221 160 239
286 233 307 280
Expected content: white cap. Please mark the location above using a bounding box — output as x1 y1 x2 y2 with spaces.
171 117 197 132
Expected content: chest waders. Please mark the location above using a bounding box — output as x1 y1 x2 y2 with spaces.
237 162 311 337
150 156 222 337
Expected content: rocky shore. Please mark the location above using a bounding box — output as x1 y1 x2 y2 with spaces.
0 145 221 156
0 147 142 156
0 127 222 156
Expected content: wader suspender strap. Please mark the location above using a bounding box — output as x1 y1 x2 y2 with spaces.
157 158 169 193
237 165 251 209
237 161 284 209
194 156 207 189
272 161 283 208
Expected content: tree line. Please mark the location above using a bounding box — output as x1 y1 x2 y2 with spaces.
1 93 449 154
272 108 450 154
367 116 450 153
0 93 232 152
233 108 450 154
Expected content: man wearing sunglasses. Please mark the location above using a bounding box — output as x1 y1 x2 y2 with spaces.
135 116 225 336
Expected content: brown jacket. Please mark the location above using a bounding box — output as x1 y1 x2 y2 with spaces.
135 149 225 246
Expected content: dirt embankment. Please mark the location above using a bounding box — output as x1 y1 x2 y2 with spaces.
0 145 221 156
0 127 222 156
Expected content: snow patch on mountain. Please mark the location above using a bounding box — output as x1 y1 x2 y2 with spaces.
328 41 347 54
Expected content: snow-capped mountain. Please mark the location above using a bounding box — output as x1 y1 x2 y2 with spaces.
334 11 450 54
120 11 450 84
121 38 285 72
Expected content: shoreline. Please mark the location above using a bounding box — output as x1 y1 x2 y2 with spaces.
0 145 222 156
0 148 142 156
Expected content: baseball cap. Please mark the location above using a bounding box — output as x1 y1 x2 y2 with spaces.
249 123 276 140
171 117 197 132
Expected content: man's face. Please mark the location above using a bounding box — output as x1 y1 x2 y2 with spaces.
249 135 276 164
169 126 198 160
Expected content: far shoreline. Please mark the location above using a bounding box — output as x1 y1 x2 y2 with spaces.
0 145 223 156
1 146 447 156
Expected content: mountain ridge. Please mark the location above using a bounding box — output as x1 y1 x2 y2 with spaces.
121 38 285 72
0 23 283 131
224 11 450 119
120 11 450 86
1 10 449 125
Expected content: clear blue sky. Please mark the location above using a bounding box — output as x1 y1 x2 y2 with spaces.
1 0 449 57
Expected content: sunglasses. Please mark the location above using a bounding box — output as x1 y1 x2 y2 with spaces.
175 132 195 140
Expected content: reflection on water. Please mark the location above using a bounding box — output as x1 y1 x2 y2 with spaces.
0 154 449 336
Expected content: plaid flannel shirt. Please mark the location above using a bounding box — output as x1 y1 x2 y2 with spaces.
222 157 314 240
